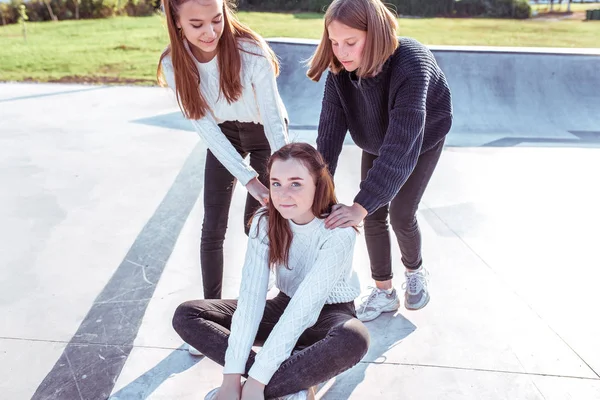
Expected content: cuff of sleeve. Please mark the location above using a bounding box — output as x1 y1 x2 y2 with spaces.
239 168 259 187
223 359 247 375
248 362 278 386
353 190 380 215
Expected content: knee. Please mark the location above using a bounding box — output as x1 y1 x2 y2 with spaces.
201 226 227 248
202 211 229 239
172 300 200 335
391 212 418 235
364 215 388 234
334 319 370 361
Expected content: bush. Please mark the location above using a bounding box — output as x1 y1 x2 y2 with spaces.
454 0 486 17
0 3 17 24
453 0 531 18
237 0 330 13
237 0 454 16
0 0 157 24
124 0 158 16
22 0 72 22
513 0 531 19
0 0 531 25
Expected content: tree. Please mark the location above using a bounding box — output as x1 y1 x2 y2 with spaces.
73 0 80 19
43 0 58 21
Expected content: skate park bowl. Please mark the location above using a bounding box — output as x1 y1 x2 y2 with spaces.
1 39 600 399
265 38 600 147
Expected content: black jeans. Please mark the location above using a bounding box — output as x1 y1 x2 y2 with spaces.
201 121 271 299
172 292 370 399
362 138 445 281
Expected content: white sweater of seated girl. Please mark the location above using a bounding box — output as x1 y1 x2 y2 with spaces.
223 214 361 385
161 39 289 186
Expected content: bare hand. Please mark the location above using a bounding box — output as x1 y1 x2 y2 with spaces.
241 377 265 400
246 177 269 207
325 203 368 229
215 374 242 400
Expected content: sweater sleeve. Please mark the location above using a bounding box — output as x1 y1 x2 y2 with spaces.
161 57 258 186
223 215 271 374
252 52 290 152
247 227 356 384
316 72 348 177
353 64 430 214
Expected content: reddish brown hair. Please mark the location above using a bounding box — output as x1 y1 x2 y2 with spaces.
157 0 279 120
307 0 398 81
253 143 338 269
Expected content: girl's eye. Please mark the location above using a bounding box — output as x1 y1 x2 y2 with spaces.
291 182 301 187
191 25 201 29
213 19 222 24
347 42 356 46
271 182 281 187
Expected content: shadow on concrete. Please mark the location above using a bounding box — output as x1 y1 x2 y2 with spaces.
109 345 204 400
317 311 417 399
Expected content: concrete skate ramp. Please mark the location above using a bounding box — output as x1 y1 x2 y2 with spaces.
268 38 600 147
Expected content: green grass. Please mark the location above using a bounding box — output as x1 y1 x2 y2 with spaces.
0 12 598 84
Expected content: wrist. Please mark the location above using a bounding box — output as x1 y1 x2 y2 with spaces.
245 377 266 390
353 202 368 217
222 373 242 384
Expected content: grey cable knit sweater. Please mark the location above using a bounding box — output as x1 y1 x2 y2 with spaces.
316 37 453 215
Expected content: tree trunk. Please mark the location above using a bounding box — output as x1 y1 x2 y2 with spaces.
0 10 6 26
74 0 79 19
43 0 58 21
567 0 571 12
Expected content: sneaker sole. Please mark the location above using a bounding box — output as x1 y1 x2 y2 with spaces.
405 293 430 311
358 300 400 322
204 387 219 400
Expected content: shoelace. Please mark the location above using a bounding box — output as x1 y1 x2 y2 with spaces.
358 286 383 311
402 270 429 294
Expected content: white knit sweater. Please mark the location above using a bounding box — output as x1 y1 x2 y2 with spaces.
223 214 361 385
161 39 289 186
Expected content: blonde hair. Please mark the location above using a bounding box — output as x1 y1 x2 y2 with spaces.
157 0 279 120
307 0 398 82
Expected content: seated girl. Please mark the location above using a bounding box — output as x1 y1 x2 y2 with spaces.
172 142 370 400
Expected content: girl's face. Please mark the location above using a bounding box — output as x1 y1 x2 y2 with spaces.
270 159 317 225
176 0 224 62
327 20 367 72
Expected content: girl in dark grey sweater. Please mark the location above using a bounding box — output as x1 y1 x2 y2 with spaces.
307 0 453 322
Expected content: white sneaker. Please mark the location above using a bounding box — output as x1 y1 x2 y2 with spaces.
274 386 316 400
204 387 219 400
402 267 430 310
356 287 400 322
188 344 202 356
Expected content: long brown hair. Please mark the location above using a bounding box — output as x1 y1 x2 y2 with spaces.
253 143 338 269
307 0 398 81
157 0 280 120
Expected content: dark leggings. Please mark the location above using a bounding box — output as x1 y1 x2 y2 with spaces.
362 138 445 281
172 292 370 399
200 121 271 299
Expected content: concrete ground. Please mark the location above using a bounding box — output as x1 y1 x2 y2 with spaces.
1 43 599 400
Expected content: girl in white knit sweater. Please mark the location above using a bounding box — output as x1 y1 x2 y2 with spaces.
157 0 289 300
173 143 370 400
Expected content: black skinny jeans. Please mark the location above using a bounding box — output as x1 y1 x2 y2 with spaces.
200 121 271 299
362 138 445 281
172 292 370 399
